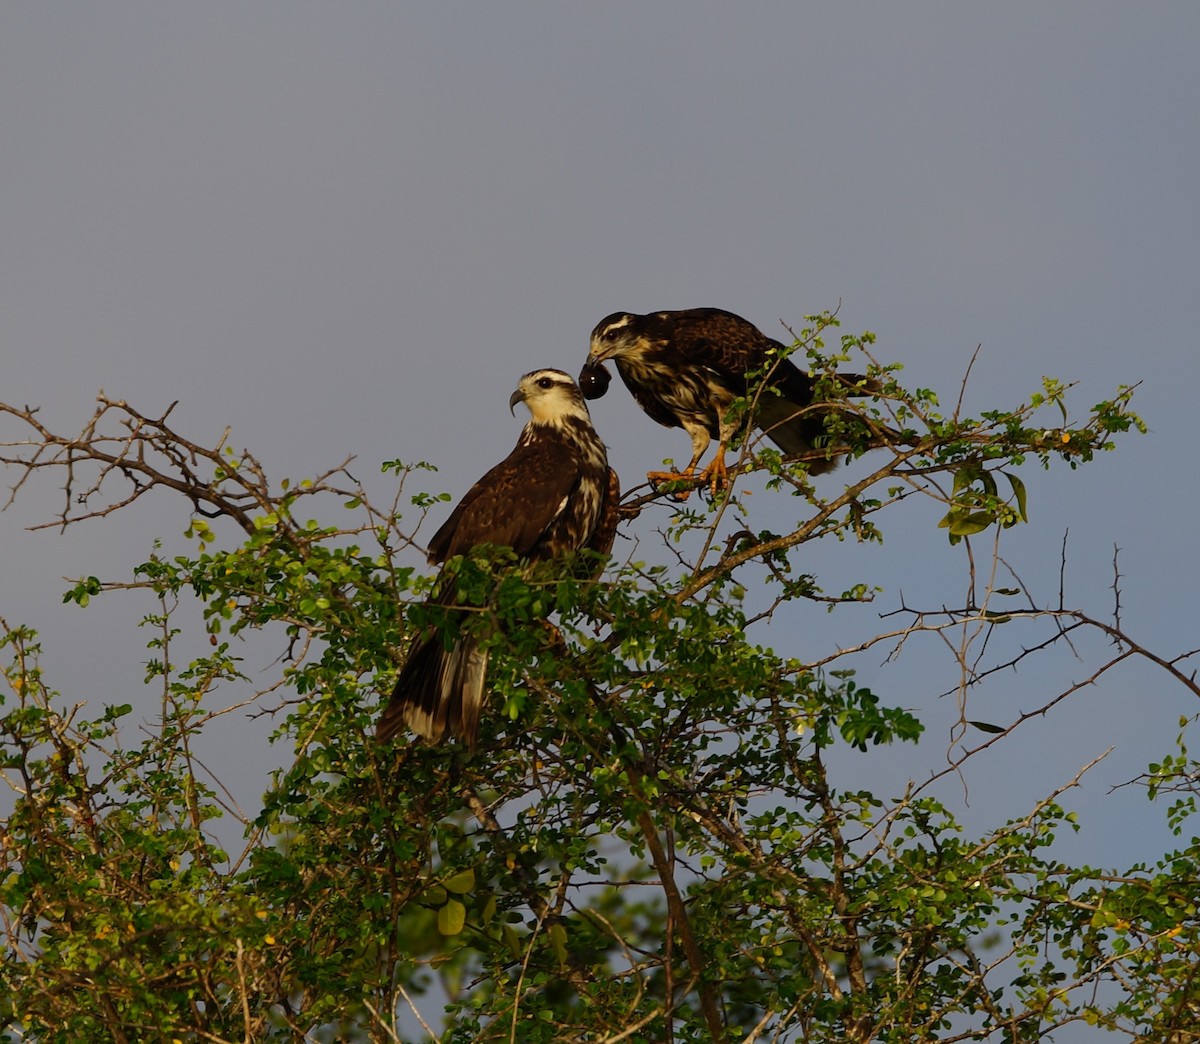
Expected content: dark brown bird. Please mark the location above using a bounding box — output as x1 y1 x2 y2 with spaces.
583 307 874 495
378 368 619 747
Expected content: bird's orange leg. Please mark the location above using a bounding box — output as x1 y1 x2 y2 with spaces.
696 447 730 497
647 445 730 500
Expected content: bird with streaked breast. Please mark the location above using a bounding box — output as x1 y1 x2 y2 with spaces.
581 307 876 496
378 368 619 747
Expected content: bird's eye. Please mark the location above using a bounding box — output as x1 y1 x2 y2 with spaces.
537 377 554 389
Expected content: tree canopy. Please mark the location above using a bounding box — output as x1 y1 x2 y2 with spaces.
1 314 1195 1043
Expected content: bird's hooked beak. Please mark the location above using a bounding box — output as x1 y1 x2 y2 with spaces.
508 387 526 415
588 340 616 365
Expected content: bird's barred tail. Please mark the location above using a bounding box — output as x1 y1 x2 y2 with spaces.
377 633 490 748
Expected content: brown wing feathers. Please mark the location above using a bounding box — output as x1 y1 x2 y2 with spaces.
425 439 582 564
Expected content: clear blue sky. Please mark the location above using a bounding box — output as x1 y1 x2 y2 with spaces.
2 2 1197 1001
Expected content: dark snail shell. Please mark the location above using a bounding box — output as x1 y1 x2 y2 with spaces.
579 362 612 400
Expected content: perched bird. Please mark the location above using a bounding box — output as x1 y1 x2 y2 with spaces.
378 369 620 747
583 307 874 495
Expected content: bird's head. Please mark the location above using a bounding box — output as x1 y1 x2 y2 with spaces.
587 312 645 365
509 369 593 426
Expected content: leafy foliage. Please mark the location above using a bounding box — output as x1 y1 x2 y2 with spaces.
1 317 1193 1042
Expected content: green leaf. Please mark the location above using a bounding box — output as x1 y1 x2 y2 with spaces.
480 894 497 926
969 720 1007 734
1007 471 1029 522
502 925 522 959
443 868 475 895
438 898 466 936
952 466 978 494
948 511 995 537
549 922 569 970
